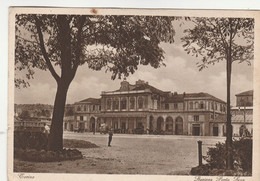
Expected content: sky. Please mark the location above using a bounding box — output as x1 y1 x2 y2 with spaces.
14 19 253 106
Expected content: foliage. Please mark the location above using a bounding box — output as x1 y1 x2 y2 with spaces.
203 138 252 173
181 17 254 71
19 110 30 118
63 139 99 148
15 14 176 87
14 148 83 162
15 14 176 151
14 131 48 150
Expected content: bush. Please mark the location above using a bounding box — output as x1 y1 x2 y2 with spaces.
204 138 252 172
63 139 99 148
14 131 48 150
14 148 83 162
191 138 252 176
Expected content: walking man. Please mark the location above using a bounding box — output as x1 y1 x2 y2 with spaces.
108 129 113 147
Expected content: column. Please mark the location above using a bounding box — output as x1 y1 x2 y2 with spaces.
118 118 121 129
146 116 150 134
163 118 166 131
135 96 138 110
119 97 121 110
126 118 128 129
134 118 137 129
127 96 129 111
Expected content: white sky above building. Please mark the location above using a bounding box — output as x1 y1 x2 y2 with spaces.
14 19 253 106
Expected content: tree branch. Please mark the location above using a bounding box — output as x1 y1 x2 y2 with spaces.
71 16 86 80
34 15 60 82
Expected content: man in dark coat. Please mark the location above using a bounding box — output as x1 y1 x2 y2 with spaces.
108 129 113 147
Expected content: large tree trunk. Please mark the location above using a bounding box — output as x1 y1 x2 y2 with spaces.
48 80 70 151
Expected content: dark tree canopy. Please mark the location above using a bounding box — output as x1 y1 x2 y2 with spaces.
15 14 176 87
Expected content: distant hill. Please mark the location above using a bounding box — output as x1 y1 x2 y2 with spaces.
14 104 74 118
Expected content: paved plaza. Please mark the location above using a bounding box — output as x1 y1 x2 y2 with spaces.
14 132 226 175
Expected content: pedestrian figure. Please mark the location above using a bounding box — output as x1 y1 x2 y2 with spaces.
43 123 50 136
108 129 113 147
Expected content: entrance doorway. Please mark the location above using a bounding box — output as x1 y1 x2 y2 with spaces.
192 124 200 136
157 117 164 131
165 116 173 135
90 117 95 132
149 116 153 131
175 117 183 135
213 124 218 136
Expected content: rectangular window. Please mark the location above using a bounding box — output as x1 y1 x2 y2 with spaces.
200 103 204 109
165 103 169 110
80 116 83 121
194 115 199 121
174 103 178 109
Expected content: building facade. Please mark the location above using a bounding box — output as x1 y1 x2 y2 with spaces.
67 80 227 136
214 90 253 137
64 98 101 132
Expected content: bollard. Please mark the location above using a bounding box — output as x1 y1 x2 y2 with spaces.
197 140 202 166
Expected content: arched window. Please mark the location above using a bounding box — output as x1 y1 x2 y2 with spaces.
84 105 87 111
130 97 135 109
165 103 169 110
77 106 81 111
211 102 214 110
113 98 119 110
195 102 199 109
200 102 204 109
189 102 193 109
121 97 127 110
107 99 112 110
138 97 144 109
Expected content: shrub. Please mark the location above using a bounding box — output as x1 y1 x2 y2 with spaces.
14 148 83 162
14 131 48 150
191 138 252 176
204 138 252 173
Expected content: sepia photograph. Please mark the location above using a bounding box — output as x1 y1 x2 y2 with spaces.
8 7 260 181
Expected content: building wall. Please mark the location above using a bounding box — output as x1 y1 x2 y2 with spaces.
236 95 253 107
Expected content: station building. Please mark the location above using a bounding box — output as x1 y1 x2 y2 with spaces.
65 80 228 136
214 90 253 137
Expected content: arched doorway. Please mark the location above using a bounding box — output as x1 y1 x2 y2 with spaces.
90 117 95 132
165 116 173 135
175 117 183 135
157 117 164 132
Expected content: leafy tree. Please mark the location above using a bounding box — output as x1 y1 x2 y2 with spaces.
182 17 254 169
15 14 176 151
19 110 30 118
